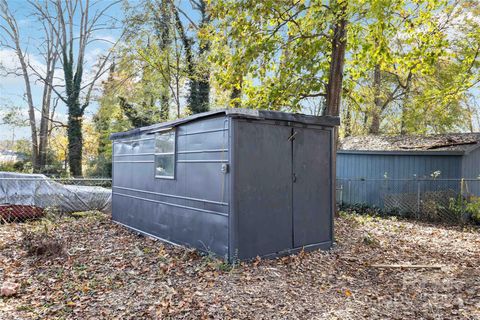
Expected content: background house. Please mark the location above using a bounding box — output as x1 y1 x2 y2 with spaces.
0 150 26 163
337 133 480 179
336 133 480 211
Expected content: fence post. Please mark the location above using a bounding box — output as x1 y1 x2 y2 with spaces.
348 179 351 204
339 183 343 205
460 178 465 222
416 179 421 218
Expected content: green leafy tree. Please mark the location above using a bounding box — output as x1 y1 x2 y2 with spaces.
205 0 353 114
206 0 479 134
1 105 29 148
345 0 480 135
120 0 179 120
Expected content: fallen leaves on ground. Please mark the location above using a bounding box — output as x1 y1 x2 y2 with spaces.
0 212 479 319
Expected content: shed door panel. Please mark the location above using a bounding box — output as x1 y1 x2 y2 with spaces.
293 127 331 247
236 121 293 259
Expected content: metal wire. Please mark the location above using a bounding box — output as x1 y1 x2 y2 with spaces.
336 178 480 223
0 177 112 223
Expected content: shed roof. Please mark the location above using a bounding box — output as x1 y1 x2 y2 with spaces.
110 109 340 140
339 133 480 155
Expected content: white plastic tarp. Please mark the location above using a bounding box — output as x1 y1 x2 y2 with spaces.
0 172 111 213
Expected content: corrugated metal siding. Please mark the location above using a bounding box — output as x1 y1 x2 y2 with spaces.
337 153 463 179
111 115 230 256
337 152 464 207
462 148 480 195
462 148 480 179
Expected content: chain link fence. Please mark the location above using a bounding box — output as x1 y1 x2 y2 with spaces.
337 178 480 224
0 173 112 223
3 172 479 225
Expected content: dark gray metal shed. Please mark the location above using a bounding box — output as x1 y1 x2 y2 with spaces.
110 109 339 261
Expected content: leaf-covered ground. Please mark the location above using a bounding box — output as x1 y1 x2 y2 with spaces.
1 212 479 319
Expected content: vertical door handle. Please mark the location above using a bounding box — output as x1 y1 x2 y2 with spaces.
292 173 297 183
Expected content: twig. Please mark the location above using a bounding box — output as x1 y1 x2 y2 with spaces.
370 264 443 269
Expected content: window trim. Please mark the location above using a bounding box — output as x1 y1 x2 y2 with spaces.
154 129 176 179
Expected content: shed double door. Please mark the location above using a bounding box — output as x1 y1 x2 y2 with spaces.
236 121 332 258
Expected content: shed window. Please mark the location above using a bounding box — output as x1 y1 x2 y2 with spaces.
155 130 175 178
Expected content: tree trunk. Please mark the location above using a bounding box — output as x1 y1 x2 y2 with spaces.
172 0 210 114
195 74 210 113
230 81 242 108
369 64 382 134
325 0 347 219
160 95 169 120
187 36 210 113
38 81 53 169
1 0 39 170
343 102 352 137
400 99 407 135
325 1 347 117
38 22 57 171
173 8 197 112
195 0 210 113
67 103 83 177
157 0 171 120
15 34 38 169
20 57 40 171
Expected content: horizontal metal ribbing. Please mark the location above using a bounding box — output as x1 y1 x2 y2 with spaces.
0 178 111 181
112 221 181 247
113 186 228 206
336 178 480 182
114 137 155 144
113 150 227 157
113 192 228 217
114 160 154 163
177 128 227 136
114 152 155 157
177 149 228 154
177 160 228 163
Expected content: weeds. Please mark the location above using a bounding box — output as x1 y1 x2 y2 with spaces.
22 229 65 257
362 232 379 246
20 214 65 258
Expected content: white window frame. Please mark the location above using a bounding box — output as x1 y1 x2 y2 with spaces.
154 129 176 179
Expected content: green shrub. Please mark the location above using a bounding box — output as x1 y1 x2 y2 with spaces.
465 196 480 224
449 195 480 224
0 161 34 173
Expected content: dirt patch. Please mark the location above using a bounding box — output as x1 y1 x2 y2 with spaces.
0 213 478 319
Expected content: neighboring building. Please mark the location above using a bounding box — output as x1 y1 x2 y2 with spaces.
110 109 339 261
0 150 26 163
337 133 480 179
337 133 480 208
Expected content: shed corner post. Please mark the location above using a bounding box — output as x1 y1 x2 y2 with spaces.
331 125 339 245
416 178 421 219
227 116 238 263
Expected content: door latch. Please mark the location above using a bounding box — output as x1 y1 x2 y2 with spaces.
287 130 298 141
